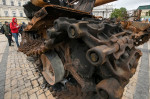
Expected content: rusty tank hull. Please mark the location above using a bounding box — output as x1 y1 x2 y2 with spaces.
19 1 150 99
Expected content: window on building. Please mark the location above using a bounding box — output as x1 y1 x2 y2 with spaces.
2 0 6 5
18 1 21 6
20 12 23 17
11 1 14 6
12 11 16 17
24 1 27 5
4 11 9 17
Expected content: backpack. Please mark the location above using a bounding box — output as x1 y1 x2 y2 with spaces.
19 25 23 34
1 25 4 34
9 23 12 34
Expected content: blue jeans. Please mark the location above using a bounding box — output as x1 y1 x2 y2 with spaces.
12 33 20 47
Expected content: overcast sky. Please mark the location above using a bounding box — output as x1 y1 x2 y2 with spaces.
109 0 150 10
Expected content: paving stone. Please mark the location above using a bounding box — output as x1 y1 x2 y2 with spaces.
25 80 32 87
21 92 28 99
18 85 26 91
33 72 39 77
16 71 22 75
32 80 39 88
47 93 55 99
28 87 39 95
12 87 21 94
28 71 33 76
5 78 11 85
45 90 51 96
10 84 18 90
12 92 20 99
30 76 39 81
38 93 46 99
28 75 35 79
17 76 24 80
36 89 44 96
18 79 24 86
124 91 133 99
11 79 18 86
4 91 11 99
30 93 37 99
20 86 32 94
38 77 44 85
5 84 11 92
122 95 128 99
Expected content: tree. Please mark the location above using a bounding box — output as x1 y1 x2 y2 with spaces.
110 7 128 21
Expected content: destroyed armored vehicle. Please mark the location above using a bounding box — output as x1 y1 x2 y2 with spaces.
19 0 150 98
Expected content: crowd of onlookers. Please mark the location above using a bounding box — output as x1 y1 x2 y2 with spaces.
0 18 26 50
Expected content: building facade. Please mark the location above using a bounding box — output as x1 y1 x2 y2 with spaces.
127 10 136 17
92 4 113 18
137 5 150 21
0 0 30 27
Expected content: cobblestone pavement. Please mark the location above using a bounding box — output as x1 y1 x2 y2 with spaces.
0 34 149 99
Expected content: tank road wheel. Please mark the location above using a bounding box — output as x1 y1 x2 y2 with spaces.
40 51 65 85
96 78 123 99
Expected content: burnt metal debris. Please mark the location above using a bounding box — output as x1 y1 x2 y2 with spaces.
121 21 150 46
19 0 150 99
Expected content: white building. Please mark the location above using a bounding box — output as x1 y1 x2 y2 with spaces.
127 9 136 17
0 0 30 27
93 4 113 18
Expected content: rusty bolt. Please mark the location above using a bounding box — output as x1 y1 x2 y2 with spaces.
90 52 99 62
70 27 76 36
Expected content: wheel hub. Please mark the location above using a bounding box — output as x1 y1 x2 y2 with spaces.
41 51 65 85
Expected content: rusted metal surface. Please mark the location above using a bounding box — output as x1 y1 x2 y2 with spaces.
96 78 123 99
30 0 116 13
24 5 94 32
94 0 116 6
23 0 117 20
19 0 150 99
121 21 150 46
20 16 142 99
41 51 65 85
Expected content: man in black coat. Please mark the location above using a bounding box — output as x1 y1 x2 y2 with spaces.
3 21 14 46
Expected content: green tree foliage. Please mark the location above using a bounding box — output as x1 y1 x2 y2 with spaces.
110 7 128 21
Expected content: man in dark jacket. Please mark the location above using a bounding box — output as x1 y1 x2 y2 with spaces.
19 22 26 35
3 21 13 46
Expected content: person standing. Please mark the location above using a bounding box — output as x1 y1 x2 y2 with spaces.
10 18 20 47
3 21 13 46
19 22 26 35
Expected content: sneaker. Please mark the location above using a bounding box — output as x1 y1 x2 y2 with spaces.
9 45 14 46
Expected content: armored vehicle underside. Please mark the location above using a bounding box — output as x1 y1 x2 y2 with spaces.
19 1 150 99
